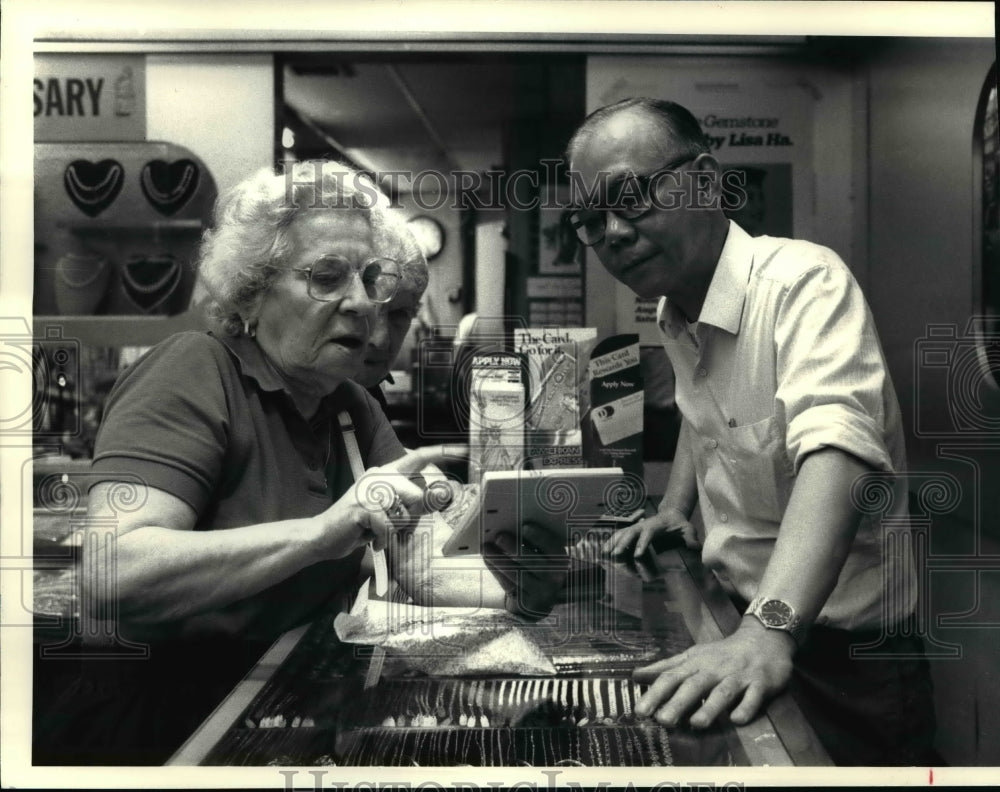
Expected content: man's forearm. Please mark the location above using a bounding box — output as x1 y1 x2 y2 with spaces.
755 446 871 625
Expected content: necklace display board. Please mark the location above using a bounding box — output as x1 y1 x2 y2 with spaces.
34 142 217 324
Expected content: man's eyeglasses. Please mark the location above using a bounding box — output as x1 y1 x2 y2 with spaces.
568 153 699 247
291 254 402 304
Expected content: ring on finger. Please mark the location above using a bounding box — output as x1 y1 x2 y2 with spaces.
387 491 405 518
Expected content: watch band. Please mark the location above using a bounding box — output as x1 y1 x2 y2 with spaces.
745 596 808 647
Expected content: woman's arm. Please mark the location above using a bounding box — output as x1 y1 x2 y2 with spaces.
84 482 376 624
85 446 455 625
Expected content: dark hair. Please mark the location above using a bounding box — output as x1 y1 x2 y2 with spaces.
566 97 710 163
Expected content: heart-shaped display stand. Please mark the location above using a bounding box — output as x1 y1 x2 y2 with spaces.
63 159 125 218
119 255 184 314
54 253 112 314
140 159 200 216
34 142 216 317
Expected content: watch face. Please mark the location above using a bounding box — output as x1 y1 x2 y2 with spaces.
407 215 445 260
758 599 793 627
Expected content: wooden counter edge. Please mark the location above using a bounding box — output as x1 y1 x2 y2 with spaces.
166 623 311 766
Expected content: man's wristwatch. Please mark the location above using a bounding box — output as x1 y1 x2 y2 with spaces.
745 596 808 647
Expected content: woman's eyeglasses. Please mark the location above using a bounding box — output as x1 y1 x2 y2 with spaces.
567 153 698 247
291 255 402 304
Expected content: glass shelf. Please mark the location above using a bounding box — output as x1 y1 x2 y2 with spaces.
61 219 204 234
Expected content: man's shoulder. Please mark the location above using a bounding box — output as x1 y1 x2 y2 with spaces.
749 234 852 287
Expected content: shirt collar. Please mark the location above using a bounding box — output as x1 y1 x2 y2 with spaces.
657 220 754 338
213 332 344 418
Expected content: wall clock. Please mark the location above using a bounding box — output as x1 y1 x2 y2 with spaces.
407 215 445 260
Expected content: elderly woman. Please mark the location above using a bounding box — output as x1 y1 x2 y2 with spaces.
36 163 565 765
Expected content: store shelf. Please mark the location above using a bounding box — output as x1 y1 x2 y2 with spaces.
34 311 208 347
60 220 204 238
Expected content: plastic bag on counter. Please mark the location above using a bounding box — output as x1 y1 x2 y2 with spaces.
334 598 555 677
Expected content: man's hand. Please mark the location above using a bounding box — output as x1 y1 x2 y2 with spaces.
632 619 795 729
484 521 570 619
603 506 699 558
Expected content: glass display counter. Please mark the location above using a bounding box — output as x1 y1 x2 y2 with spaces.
169 538 830 767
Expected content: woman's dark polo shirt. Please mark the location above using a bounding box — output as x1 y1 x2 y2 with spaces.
90 331 406 644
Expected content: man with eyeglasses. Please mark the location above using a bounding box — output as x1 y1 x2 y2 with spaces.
567 97 937 766
360 295 423 413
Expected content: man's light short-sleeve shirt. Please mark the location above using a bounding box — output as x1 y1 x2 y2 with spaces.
657 221 915 630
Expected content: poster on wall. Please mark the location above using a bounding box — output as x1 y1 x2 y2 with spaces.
538 188 583 275
533 186 586 325
615 295 662 345
722 162 793 238
587 57 816 340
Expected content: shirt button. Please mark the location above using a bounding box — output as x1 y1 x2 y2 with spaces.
708 438 719 449
697 368 708 377
719 512 729 523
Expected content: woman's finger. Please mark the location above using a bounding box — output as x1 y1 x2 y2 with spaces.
355 471 424 513
366 507 391 553
386 474 426 510
385 502 419 535
386 444 469 476
422 479 457 512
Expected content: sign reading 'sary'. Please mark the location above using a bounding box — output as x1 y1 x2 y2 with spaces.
34 54 146 142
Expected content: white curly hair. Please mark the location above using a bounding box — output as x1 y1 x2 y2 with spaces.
197 160 427 336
